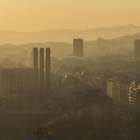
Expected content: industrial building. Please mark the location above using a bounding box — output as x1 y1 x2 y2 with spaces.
0 47 51 109
33 47 51 105
33 47 51 103
2 68 34 98
1 68 34 109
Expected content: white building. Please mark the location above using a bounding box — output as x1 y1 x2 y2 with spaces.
107 77 129 104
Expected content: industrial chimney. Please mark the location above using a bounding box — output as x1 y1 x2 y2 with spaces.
40 48 44 102
46 48 51 96
33 48 39 106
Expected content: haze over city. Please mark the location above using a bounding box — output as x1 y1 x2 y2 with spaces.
1 0 140 140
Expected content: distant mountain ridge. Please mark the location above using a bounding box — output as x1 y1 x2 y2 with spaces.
0 24 140 45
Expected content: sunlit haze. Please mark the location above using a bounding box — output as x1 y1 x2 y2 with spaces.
1 0 140 139
0 0 140 31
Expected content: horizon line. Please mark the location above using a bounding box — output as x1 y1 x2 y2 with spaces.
0 24 138 33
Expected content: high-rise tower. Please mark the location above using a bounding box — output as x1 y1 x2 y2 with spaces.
73 38 83 57
134 40 140 61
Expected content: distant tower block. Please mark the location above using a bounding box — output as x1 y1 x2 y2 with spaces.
40 48 44 101
46 48 51 96
134 40 140 61
73 38 83 57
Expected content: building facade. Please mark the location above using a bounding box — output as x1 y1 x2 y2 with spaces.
1 68 34 98
128 86 140 110
107 77 129 104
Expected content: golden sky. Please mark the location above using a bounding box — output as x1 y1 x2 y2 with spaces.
0 0 140 32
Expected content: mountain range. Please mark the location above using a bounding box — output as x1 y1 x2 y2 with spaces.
1 24 140 45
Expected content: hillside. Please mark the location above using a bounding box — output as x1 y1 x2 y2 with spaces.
0 24 140 45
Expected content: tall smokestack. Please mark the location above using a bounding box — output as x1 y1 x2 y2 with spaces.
34 48 38 71
40 48 44 102
33 48 39 106
46 48 51 96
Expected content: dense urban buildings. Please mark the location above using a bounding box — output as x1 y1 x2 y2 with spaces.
1 0 140 138
76 89 114 127
0 39 140 139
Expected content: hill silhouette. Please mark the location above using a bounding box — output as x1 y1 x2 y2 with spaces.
0 24 140 45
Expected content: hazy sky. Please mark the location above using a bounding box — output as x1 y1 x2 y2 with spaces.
0 0 140 32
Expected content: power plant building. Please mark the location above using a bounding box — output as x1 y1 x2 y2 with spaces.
1 47 51 109
1 68 34 98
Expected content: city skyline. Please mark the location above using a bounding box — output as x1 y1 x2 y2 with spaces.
1 0 140 139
